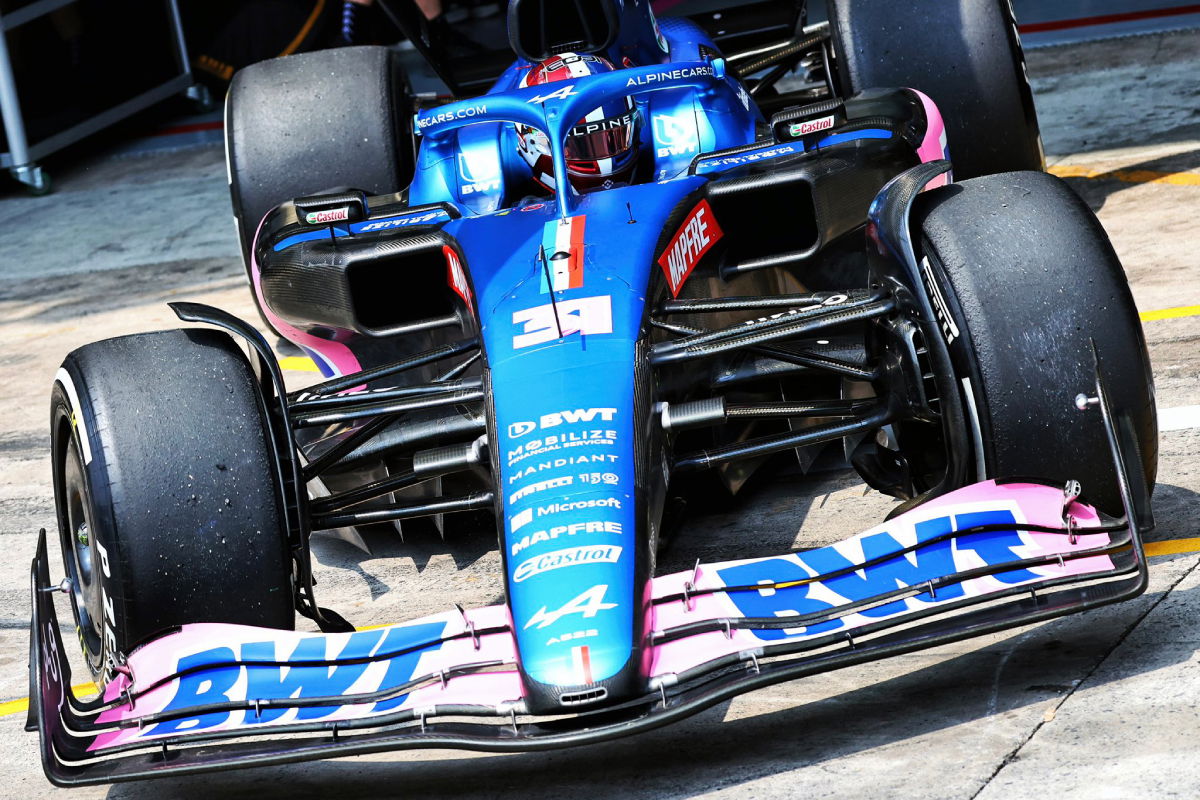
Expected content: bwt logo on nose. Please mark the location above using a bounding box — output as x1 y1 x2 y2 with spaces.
508 408 617 438
508 421 537 438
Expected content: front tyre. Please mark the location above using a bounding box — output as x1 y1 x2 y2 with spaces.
51 329 295 683
912 171 1156 515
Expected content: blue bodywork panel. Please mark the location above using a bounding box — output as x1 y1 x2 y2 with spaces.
398 13 755 691
262 7 900 695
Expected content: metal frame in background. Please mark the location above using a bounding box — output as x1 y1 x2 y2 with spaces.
0 0 206 194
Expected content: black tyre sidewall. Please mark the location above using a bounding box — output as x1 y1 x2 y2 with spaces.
828 0 1043 179
50 329 295 683
913 172 1157 514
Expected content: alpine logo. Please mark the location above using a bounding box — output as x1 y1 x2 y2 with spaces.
523 584 618 629
527 84 577 104
658 199 723 297
304 207 350 225
788 115 835 137
570 112 634 138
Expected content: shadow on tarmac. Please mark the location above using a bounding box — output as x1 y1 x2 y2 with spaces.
0 257 245 324
1058 138 1200 213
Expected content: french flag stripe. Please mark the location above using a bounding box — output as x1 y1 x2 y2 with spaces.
540 215 587 292
572 645 594 684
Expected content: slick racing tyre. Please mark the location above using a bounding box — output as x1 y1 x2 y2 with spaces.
912 170 1156 515
51 329 294 683
226 45 415 275
828 0 1043 179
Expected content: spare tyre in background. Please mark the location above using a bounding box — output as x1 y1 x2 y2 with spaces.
827 0 1044 179
225 45 415 275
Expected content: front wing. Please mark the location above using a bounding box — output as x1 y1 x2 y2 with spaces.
31 393 1150 786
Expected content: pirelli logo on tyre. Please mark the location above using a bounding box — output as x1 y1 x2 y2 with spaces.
658 199 722 297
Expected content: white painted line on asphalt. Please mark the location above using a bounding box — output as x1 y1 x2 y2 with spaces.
1160 405 1200 431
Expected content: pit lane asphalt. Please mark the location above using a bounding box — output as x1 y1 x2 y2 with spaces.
1 29 1198 799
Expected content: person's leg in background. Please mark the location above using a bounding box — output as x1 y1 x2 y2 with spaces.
415 0 443 19
341 0 482 50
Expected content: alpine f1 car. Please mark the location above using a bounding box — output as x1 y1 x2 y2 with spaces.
31 0 1158 786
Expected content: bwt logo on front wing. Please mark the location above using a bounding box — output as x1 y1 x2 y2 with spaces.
508 407 617 438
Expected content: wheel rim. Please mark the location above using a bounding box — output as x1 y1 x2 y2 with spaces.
60 439 105 674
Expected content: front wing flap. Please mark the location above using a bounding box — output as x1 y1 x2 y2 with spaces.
32 390 1150 786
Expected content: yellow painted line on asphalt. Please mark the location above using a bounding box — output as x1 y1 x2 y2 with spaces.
1048 164 1200 187
0 682 95 719
279 356 320 373
1146 538 1200 557
1140 305 1200 322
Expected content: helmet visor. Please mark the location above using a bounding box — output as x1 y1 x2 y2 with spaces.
567 110 636 162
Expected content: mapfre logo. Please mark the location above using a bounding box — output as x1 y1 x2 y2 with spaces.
443 246 473 312
658 199 723 297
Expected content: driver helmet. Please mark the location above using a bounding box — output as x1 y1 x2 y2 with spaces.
516 52 640 193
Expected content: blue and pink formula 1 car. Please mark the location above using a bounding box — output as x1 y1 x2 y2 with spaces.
31 0 1157 786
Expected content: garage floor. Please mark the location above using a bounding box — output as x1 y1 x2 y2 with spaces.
0 28 1198 799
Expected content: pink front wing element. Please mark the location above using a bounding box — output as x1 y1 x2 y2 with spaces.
88 605 519 751
913 89 951 189
647 481 1114 679
83 481 1118 752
